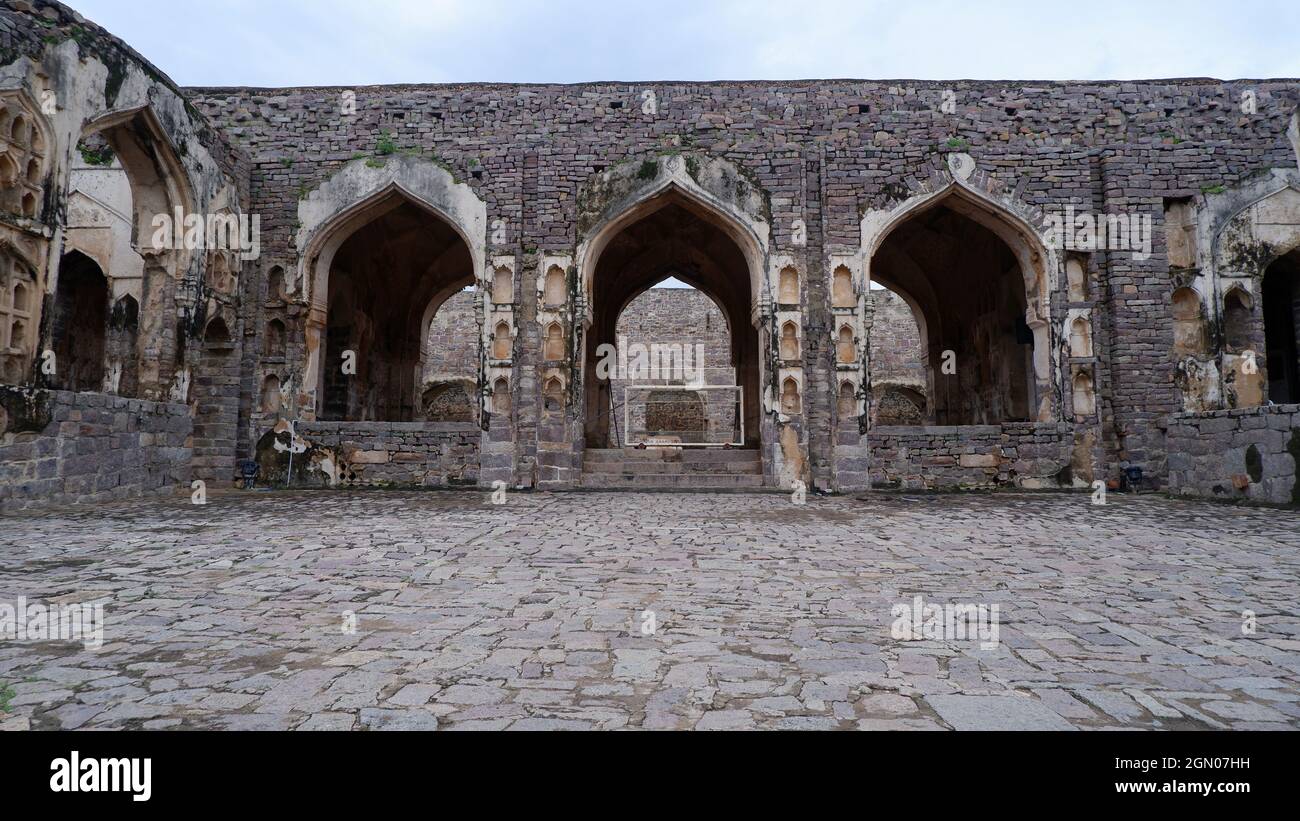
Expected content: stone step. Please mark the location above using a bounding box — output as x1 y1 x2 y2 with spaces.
583 447 761 464
584 459 762 475
580 472 766 489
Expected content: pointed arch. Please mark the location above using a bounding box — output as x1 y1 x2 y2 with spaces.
780 319 800 360
1209 178 1300 275
293 157 486 419
862 178 1058 422
296 156 487 309
543 321 564 361
863 179 1058 305
576 155 770 315
80 105 196 256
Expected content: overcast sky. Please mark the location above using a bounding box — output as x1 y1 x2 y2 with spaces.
66 0 1300 88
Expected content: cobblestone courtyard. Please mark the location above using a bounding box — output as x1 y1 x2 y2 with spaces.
1 489 1297 731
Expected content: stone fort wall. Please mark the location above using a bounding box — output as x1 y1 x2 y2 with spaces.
181 72 1298 493
2 1 1299 504
0 386 191 512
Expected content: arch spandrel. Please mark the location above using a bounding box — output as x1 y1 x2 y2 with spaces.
576 154 771 318
296 155 488 308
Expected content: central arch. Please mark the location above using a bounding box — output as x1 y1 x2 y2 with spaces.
579 182 767 450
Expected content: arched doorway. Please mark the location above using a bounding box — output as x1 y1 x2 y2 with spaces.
581 190 761 449
51 250 109 393
76 106 196 401
1263 249 1300 404
868 283 928 424
868 193 1050 424
612 283 735 445
316 199 475 421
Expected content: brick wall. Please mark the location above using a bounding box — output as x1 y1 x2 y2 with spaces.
288 420 481 487
868 422 1074 490
1167 405 1300 506
611 287 735 443
869 288 925 386
182 76 1300 489
0 387 191 512
425 288 479 381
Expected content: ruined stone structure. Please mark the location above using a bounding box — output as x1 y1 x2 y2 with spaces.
3 0 1300 508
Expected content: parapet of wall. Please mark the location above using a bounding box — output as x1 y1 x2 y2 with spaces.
0 387 191 512
868 422 1073 490
256 420 480 488
1167 405 1300 506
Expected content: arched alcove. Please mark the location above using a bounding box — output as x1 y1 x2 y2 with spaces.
264 318 286 358
837 324 855 364
778 266 800 304
543 322 564 361
493 321 512 361
542 376 566 413
261 373 282 413
780 377 801 415
867 186 1052 424
780 320 800 361
1069 317 1092 358
1222 288 1254 353
543 265 567 307
1171 287 1206 356
491 376 511 415
832 266 855 308
491 266 513 304
51 250 109 392
1072 369 1096 419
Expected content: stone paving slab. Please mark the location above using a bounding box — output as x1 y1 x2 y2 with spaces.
0 489 1297 731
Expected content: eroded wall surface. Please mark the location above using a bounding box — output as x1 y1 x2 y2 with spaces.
179 69 1300 495
0 1 249 508
4 2 1300 504
1168 405 1300 505
0 385 190 511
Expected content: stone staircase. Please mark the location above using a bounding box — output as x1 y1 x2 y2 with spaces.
581 447 765 490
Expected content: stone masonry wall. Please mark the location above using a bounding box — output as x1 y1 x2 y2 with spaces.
425 288 480 382
4 3 1298 499
0 386 191 512
184 76 1300 490
1167 405 1300 506
868 288 925 386
868 422 1074 490
289 420 480 487
611 287 734 444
